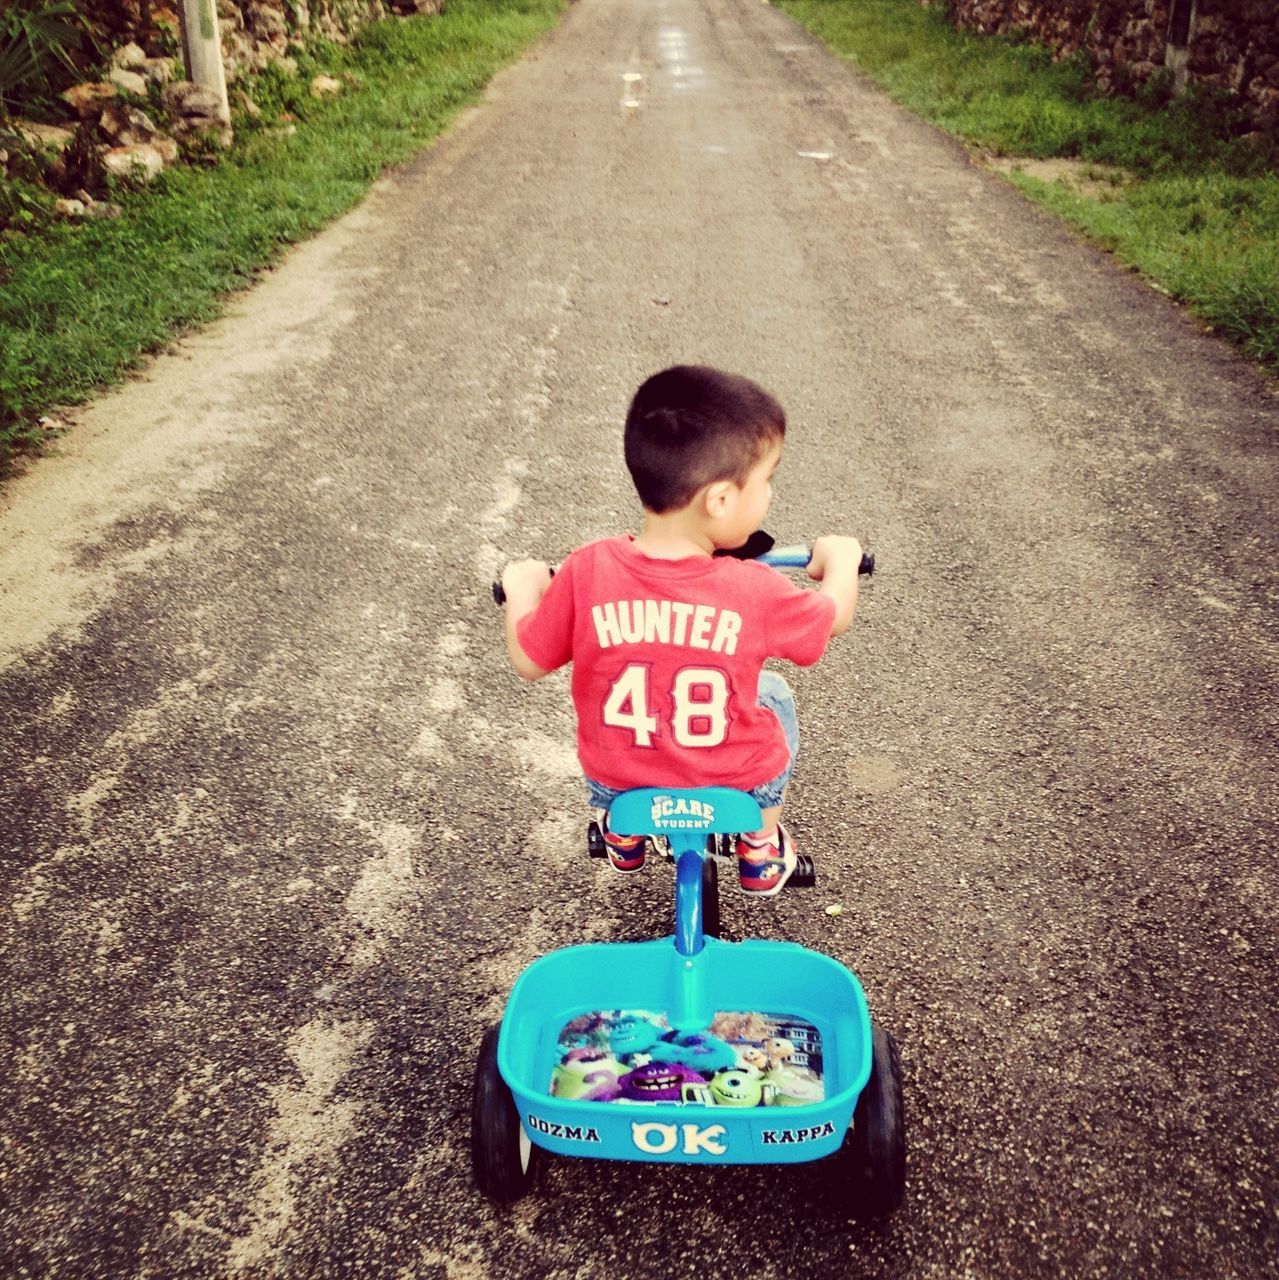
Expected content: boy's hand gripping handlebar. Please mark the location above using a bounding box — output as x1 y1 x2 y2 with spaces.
492 531 873 605
714 527 874 573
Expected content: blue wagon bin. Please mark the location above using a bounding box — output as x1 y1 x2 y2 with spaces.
471 785 907 1221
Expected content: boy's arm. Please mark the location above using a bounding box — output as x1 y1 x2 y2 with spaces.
502 559 554 680
806 535 863 637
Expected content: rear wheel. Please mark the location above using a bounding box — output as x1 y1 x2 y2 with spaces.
471 1023 538 1203
831 1022 906 1220
701 856 721 939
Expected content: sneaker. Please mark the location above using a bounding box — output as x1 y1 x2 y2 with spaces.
736 825 797 897
595 808 646 873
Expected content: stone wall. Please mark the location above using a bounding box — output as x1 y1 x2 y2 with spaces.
1 0 442 227
214 2 415 83
78 1 441 84
932 0 1279 130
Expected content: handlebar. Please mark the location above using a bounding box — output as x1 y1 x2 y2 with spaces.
757 545 875 576
493 542 873 605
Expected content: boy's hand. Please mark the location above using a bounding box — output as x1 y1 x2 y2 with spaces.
807 536 863 638
806 536 864 582
501 559 553 682
501 559 553 607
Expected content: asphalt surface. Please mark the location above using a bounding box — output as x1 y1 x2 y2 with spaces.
2 0 1277 1276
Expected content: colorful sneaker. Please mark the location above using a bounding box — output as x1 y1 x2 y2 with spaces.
736 825 797 897
595 808 646 873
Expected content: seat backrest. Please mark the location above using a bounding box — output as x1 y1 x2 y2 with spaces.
607 787 763 838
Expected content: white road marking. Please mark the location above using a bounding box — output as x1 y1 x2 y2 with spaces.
855 129 894 159
226 794 419 1269
426 676 465 714
225 1017 373 1271
621 68 643 110
475 457 528 581
338 797 421 970
509 730 581 780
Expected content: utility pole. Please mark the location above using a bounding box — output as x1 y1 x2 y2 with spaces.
177 0 231 123
1164 0 1196 97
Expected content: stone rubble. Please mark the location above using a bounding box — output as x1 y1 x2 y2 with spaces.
61 82 118 120
102 144 167 184
97 104 162 148
108 66 149 96
14 122 77 151
111 43 149 71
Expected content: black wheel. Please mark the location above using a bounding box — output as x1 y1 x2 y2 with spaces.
701 856 721 939
830 1022 906 1220
471 1023 538 1203
788 853 817 888
587 821 605 859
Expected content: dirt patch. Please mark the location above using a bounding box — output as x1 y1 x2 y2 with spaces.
845 755 904 795
982 154 1134 199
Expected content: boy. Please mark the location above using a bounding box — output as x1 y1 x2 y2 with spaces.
500 365 863 896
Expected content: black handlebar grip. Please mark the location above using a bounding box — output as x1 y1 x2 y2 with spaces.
494 564 557 607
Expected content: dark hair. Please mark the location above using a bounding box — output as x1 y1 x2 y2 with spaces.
623 366 786 513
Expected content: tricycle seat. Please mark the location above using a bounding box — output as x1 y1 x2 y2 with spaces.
606 787 765 841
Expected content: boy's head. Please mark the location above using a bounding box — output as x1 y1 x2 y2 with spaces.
624 366 785 514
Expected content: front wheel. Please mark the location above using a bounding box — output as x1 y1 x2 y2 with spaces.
471 1023 539 1203
830 1022 906 1220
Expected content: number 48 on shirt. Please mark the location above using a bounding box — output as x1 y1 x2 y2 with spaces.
602 664 731 748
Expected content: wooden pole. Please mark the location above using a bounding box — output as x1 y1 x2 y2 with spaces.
177 0 231 124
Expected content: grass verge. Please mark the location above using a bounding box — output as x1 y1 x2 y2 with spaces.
776 0 1279 377
0 0 564 470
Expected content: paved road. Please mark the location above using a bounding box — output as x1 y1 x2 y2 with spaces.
2 0 1277 1275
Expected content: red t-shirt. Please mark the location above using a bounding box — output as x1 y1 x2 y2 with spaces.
517 535 836 791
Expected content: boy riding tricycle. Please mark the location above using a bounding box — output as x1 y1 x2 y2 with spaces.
474 366 905 1220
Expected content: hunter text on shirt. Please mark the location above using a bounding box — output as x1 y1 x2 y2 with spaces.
591 600 742 655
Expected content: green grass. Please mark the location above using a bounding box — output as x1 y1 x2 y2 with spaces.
777 0 1279 374
0 0 563 468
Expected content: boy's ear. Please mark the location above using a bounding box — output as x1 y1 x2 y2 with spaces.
704 479 735 518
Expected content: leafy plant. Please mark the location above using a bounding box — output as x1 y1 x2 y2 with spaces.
0 0 86 115
0 172 55 233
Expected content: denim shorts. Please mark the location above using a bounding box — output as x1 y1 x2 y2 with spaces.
584 669 799 812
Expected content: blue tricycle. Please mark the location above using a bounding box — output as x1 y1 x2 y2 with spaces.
475 540 905 1221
